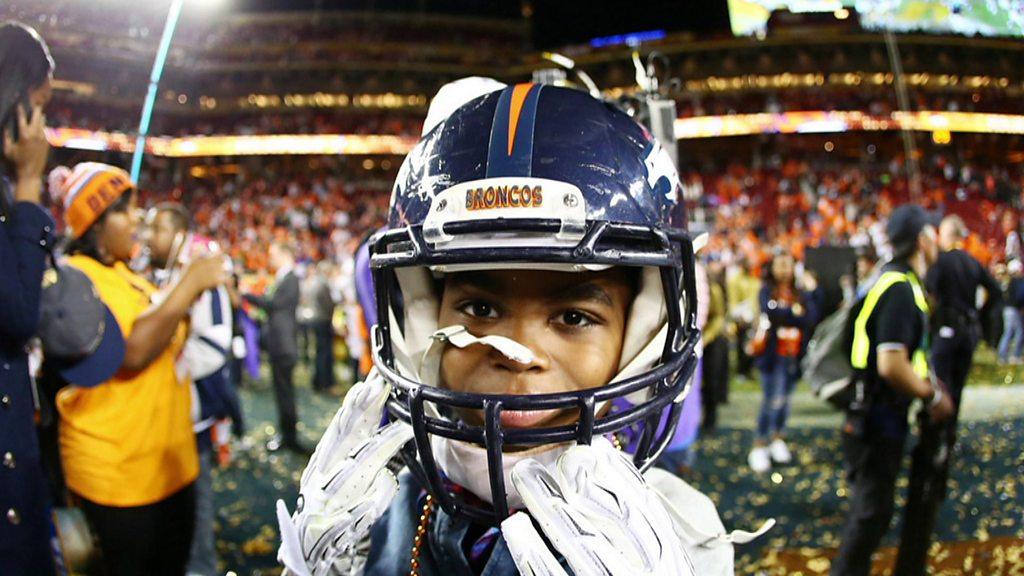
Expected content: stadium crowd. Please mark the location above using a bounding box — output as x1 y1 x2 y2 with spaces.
686 154 1024 270
81 150 1019 282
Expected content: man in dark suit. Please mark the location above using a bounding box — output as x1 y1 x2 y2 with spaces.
245 242 307 453
307 261 337 393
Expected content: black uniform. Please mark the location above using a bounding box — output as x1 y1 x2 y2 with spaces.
832 261 925 576
923 248 1000 404
894 248 999 576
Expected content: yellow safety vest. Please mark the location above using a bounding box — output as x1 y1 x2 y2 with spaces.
850 270 930 378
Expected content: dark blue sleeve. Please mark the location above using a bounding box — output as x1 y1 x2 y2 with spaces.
196 368 242 425
803 288 822 329
0 202 56 344
759 285 776 318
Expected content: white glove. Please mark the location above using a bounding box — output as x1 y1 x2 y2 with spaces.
276 370 413 576
501 437 697 576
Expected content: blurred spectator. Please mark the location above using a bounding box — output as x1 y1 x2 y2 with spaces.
854 244 879 299
702 256 729 432
54 162 227 576
307 261 338 393
997 259 1024 364
653 261 709 476
243 241 308 454
727 256 761 381
143 202 242 576
0 20 58 576
343 247 372 381
1002 211 1022 263
897 214 1001 572
747 250 817 474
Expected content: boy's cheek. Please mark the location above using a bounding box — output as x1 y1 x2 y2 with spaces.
557 342 621 388
438 347 482 392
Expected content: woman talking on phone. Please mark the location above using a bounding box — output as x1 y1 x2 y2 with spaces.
0 21 58 576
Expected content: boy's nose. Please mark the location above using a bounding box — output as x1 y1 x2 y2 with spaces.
489 323 550 374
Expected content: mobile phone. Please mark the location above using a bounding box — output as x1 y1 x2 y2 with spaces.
4 91 32 143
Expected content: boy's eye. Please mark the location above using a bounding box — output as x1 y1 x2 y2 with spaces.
558 310 594 327
459 301 498 319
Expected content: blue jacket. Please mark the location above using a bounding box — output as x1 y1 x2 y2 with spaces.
0 193 58 576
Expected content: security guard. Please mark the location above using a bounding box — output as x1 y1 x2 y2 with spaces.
831 205 955 576
894 215 1000 576
0 22 58 576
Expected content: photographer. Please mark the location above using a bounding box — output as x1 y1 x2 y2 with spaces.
894 215 1001 575
831 205 955 576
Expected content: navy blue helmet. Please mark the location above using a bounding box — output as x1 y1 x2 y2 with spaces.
370 83 700 525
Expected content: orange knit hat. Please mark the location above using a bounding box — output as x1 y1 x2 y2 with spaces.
52 163 133 239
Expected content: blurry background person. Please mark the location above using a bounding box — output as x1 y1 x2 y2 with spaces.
143 202 242 576
896 214 1001 574
54 162 227 576
306 261 337 393
0 21 57 576
702 255 729 432
997 259 1024 364
343 248 371 381
924 215 1000 408
1002 211 1021 264
727 255 761 383
297 271 314 371
854 245 879 298
842 245 880 305
244 241 307 453
832 205 954 576
747 250 816 474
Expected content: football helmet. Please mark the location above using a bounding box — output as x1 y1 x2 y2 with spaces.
369 83 701 525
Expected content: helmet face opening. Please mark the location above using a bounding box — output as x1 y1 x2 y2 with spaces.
370 218 701 525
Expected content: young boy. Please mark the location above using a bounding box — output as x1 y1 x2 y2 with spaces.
278 84 770 576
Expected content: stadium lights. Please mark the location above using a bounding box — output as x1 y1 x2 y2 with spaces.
43 110 1024 157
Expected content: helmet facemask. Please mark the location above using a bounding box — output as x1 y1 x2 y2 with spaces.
369 217 700 526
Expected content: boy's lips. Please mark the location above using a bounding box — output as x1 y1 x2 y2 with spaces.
499 409 560 429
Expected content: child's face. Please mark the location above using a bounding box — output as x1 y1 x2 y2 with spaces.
438 268 636 430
